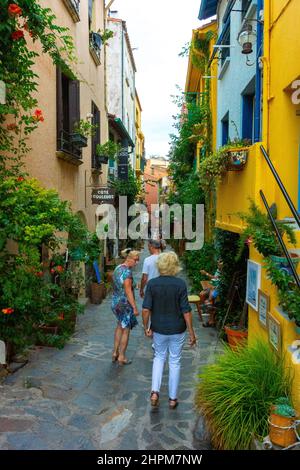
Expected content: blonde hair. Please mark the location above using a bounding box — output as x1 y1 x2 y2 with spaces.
121 248 140 259
157 251 181 276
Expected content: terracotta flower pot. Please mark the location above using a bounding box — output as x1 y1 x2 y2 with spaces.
224 325 248 350
269 413 297 447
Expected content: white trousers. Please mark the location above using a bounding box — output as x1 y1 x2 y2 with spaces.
151 331 186 400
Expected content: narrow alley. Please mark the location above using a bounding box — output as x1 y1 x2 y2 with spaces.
0 245 218 450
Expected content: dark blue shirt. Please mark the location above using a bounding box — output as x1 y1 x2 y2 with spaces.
142 276 191 335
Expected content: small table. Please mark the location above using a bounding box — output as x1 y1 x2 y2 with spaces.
188 295 203 323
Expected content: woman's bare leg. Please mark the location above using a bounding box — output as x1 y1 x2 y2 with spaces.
118 328 130 362
113 323 123 357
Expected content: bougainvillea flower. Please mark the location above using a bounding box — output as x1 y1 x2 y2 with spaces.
2 308 14 315
58 313 65 320
11 30 24 41
50 268 55 274
35 271 43 277
8 4 22 16
17 176 24 182
56 265 64 273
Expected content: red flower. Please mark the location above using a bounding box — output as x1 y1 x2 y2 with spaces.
8 3 22 16
56 265 64 273
11 30 24 41
33 109 44 122
35 271 43 277
17 176 24 182
58 313 65 321
50 268 55 274
2 308 14 315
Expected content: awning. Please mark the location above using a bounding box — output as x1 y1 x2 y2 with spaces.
198 0 218 20
108 115 135 148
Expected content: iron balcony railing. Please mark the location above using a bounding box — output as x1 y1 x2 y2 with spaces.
57 129 82 160
260 145 300 228
260 190 300 289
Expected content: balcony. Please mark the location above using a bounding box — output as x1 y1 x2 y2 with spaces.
56 130 83 166
62 0 80 22
89 32 102 66
215 143 276 233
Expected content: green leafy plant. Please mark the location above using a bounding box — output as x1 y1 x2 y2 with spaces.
96 140 121 160
100 28 114 45
196 339 292 449
273 404 296 418
73 119 98 138
236 200 296 258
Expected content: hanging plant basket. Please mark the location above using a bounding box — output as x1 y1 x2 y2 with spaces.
70 133 88 148
97 155 109 164
226 147 249 171
269 252 300 275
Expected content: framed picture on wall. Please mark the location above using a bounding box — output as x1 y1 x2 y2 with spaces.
268 313 281 355
258 290 270 328
246 260 261 311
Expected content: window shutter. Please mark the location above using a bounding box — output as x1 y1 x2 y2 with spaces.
56 67 63 149
68 79 80 133
91 102 100 167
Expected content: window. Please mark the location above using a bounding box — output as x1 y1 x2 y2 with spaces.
221 113 229 146
221 20 230 67
91 102 100 169
242 93 254 142
242 0 251 20
62 0 80 22
56 68 81 158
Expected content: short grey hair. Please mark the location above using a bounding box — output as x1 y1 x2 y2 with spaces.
148 239 161 249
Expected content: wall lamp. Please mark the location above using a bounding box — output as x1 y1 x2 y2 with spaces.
238 22 257 55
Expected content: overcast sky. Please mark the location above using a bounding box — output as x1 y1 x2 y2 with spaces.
111 0 203 158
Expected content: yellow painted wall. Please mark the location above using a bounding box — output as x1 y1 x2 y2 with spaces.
135 92 145 177
248 245 300 411
266 0 300 219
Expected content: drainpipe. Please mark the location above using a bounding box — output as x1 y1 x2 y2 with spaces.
254 0 263 142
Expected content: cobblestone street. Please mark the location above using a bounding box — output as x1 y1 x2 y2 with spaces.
0 246 219 450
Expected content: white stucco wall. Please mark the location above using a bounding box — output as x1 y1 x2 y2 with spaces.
106 18 136 170
217 0 258 147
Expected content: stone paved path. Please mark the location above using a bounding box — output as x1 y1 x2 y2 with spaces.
0 245 220 450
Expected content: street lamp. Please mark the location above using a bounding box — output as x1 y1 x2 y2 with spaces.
238 22 257 55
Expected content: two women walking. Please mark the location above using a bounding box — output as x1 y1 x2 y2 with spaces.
111 245 196 408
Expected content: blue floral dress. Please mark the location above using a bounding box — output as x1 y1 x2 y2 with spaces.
111 264 138 329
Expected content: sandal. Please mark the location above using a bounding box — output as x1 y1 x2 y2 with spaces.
169 398 178 409
112 353 119 362
150 391 159 407
117 359 132 365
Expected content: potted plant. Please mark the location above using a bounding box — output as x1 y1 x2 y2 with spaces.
96 140 121 164
70 119 98 148
225 137 251 171
269 397 298 447
224 324 248 350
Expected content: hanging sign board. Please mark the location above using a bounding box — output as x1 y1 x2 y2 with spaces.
91 187 115 205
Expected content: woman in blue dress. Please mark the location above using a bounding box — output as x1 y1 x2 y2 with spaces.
111 248 140 365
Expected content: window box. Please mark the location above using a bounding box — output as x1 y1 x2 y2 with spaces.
70 132 88 148
89 32 102 66
63 0 80 22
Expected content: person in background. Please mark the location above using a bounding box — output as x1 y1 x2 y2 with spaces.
142 252 196 409
111 248 140 365
200 258 223 305
139 239 161 298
